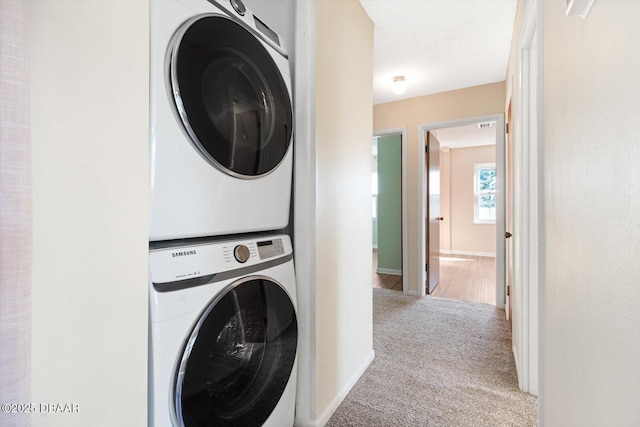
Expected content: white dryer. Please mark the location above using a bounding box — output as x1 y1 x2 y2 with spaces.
148 234 297 427
150 0 293 241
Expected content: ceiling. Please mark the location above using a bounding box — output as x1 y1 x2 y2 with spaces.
359 0 518 105
431 121 496 149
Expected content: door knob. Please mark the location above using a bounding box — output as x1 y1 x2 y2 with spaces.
505 231 512 238
436 217 444 221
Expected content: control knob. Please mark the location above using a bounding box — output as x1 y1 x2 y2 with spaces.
230 0 246 16
234 244 250 263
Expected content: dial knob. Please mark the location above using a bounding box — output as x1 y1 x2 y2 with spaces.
234 245 250 263
230 0 246 16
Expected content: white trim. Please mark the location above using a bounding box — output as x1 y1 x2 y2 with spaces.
450 250 496 258
293 0 317 424
372 244 378 249
373 127 409 294
512 344 520 381
418 114 505 308
514 0 542 399
295 350 376 427
376 268 402 276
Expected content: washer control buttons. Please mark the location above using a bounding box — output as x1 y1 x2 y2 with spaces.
230 0 246 16
234 244 251 263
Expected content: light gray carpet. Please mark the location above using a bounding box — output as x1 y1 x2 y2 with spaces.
327 289 536 426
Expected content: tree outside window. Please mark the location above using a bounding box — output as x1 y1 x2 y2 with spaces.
474 163 496 223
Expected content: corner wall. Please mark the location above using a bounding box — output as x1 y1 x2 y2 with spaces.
30 1 149 425
295 0 374 424
540 1 640 424
313 0 374 421
374 83 505 293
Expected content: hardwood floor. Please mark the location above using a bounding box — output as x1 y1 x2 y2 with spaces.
372 249 402 291
432 254 496 305
371 250 495 305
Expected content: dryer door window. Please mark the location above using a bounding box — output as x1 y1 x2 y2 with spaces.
170 15 293 178
175 278 297 427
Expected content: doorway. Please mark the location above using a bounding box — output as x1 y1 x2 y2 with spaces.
372 128 408 292
418 114 506 308
428 122 499 305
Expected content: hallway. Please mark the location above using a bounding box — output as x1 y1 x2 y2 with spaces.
328 288 536 426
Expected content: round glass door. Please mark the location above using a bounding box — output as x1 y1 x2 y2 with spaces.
170 15 293 178
175 277 297 427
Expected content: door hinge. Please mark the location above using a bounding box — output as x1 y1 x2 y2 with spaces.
425 145 428 153
425 263 428 272
505 123 510 134
507 285 510 296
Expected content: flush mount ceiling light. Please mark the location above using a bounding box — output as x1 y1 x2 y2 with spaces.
392 75 407 95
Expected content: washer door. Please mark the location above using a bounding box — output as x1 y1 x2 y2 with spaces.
175 277 297 427
169 15 293 178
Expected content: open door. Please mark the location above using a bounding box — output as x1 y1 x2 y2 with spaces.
426 132 441 294
506 101 514 325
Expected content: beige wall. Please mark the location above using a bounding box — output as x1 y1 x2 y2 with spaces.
441 145 496 255
540 1 640 424
298 0 375 423
374 82 504 293
30 1 148 425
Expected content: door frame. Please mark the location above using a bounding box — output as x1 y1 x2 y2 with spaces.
373 127 409 293
418 114 506 306
513 0 542 397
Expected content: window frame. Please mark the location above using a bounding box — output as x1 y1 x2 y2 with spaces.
473 163 497 224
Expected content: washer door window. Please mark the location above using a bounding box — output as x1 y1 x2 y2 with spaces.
170 15 293 178
175 278 297 427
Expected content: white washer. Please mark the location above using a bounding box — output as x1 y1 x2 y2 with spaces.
148 234 297 427
150 0 293 241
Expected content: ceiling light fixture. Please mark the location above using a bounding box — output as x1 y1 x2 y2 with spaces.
392 75 406 95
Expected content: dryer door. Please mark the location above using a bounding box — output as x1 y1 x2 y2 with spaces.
175 277 297 427
169 15 293 179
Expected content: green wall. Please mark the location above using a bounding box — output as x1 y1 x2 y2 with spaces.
377 135 402 272
372 219 378 247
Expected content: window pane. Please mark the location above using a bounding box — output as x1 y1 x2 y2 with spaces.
372 172 378 195
474 163 496 223
478 168 496 192
372 195 377 219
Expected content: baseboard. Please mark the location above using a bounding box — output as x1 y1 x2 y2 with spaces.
450 250 496 258
303 350 375 427
512 344 522 390
440 250 452 255
376 268 401 276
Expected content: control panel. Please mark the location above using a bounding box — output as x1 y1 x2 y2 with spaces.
149 234 292 284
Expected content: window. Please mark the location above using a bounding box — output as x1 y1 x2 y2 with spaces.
474 163 496 223
372 149 378 219
372 171 378 219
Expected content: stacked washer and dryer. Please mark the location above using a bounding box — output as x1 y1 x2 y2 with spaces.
148 1 297 426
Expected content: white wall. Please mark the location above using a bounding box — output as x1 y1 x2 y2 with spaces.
540 0 640 424
30 2 149 425
294 0 374 425
315 0 374 420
